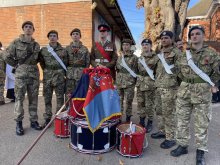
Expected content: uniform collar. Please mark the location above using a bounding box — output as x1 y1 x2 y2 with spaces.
19 34 35 43
70 41 82 48
162 46 174 53
141 51 153 57
190 44 208 54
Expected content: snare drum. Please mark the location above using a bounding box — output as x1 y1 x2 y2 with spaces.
116 123 147 157
54 112 70 138
70 118 119 154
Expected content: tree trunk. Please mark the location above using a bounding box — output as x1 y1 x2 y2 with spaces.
137 0 190 48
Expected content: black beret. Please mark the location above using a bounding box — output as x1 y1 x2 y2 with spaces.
47 30 58 38
188 25 205 39
70 28 81 37
122 39 132 45
141 39 152 45
98 24 110 32
160 30 173 39
22 21 35 31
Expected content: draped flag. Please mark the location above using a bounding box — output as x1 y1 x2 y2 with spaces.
68 69 91 118
83 67 121 133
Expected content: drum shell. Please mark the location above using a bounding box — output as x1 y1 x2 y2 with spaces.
70 119 119 154
116 123 146 157
54 113 70 138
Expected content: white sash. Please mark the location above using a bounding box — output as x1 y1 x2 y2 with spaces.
138 57 155 80
47 46 67 71
186 50 215 87
157 53 174 74
120 55 137 78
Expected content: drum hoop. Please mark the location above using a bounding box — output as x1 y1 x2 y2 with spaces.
56 112 69 120
116 123 146 136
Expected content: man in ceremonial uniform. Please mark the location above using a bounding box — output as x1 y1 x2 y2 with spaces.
171 26 220 165
0 42 5 105
39 30 67 127
136 39 159 132
116 39 138 122
90 24 118 80
65 28 90 95
4 21 42 135
151 31 180 149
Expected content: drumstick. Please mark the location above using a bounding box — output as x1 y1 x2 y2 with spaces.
16 97 71 165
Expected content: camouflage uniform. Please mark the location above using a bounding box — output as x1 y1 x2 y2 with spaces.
90 40 118 80
116 51 138 116
136 51 158 120
0 49 5 104
66 41 90 94
5 34 40 122
155 46 180 141
175 45 220 151
39 42 67 120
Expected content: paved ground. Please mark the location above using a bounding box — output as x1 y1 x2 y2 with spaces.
0 93 220 165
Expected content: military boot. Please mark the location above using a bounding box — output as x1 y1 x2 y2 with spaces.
0 101 5 105
43 119 51 128
151 131 165 139
170 145 188 157
16 121 24 136
139 117 145 127
160 140 176 149
126 115 131 122
196 149 205 165
146 120 153 133
30 121 43 130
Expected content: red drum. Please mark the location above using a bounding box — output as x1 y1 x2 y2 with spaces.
70 118 119 154
54 112 70 138
116 123 147 157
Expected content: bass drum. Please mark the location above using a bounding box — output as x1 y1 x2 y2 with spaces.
70 118 119 154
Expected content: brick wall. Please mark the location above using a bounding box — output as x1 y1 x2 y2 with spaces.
210 8 220 41
0 1 93 48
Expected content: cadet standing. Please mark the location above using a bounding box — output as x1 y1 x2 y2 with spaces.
0 42 5 105
90 24 118 80
5 21 42 135
152 31 180 148
39 30 67 127
66 28 90 95
136 39 158 132
116 39 138 122
171 26 220 165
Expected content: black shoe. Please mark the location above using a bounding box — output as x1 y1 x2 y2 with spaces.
0 101 5 105
196 149 205 165
30 121 43 130
139 117 145 127
11 99 15 102
146 120 153 133
160 140 176 149
170 145 188 157
126 115 131 122
43 119 51 128
16 121 24 136
151 131 165 139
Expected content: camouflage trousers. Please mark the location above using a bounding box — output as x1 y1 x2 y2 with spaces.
0 77 5 102
14 77 39 122
43 80 65 120
66 79 79 96
118 86 135 116
136 88 155 120
154 88 165 133
176 83 212 152
158 87 177 140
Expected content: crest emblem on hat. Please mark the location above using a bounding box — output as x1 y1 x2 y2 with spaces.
163 32 166 35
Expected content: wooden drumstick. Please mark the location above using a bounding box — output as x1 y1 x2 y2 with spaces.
16 97 71 165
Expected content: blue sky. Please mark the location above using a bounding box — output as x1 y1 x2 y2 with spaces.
118 0 200 43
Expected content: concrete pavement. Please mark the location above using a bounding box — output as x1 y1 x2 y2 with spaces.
0 95 220 165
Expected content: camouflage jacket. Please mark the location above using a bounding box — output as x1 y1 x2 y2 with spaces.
176 45 220 86
90 40 118 69
4 34 40 79
136 51 159 91
116 51 138 89
38 42 67 82
66 41 90 81
0 50 6 78
155 46 181 88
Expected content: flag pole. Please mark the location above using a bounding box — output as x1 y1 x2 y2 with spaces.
16 97 71 165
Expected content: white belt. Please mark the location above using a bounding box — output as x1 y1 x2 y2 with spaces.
95 59 109 63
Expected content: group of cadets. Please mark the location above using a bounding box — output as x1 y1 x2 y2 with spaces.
1 20 220 165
